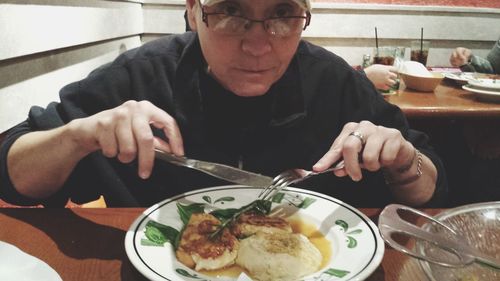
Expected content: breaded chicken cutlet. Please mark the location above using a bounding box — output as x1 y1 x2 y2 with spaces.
176 213 239 271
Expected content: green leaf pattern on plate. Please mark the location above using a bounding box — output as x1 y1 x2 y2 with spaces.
335 219 362 249
271 192 316 209
175 268 208 280
202 196 211 204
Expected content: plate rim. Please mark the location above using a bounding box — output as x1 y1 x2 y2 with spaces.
125 185 385 281
467 78 500 90
443 72 476 82
462 84 500 98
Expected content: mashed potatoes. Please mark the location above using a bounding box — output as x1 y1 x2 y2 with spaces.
236 231 322 281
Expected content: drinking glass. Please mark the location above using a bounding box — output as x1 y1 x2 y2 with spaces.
373 46 396 66
410 40 430 66
373 46 401 94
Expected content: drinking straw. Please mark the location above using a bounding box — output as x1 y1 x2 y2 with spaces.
375 27 379 55
420 27 423 54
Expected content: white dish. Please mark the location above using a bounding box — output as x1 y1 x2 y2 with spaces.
463 85 500 102
417 201 500 281
0 241 62 281
467 78 500 90
125 185 384 281
444 72 476 85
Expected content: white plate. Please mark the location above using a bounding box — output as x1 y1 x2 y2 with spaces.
125 185 384 281
462 85 500 102
467 78 500 90
0 241 62 281
443 72 476 85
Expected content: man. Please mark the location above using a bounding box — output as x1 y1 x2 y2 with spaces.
0 0 446 207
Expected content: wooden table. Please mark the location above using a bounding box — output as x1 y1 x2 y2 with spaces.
385 81 500 119
0 208 442 281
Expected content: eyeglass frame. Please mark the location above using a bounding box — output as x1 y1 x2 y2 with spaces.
198 1 311 37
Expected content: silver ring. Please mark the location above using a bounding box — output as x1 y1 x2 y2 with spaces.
349 131 366 146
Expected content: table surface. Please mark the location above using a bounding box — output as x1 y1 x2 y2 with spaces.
0 207 443 281
385 80 500 119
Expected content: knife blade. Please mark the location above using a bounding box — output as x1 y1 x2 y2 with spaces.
154 149 273 188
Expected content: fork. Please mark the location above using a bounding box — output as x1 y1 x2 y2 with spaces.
258 159 345 201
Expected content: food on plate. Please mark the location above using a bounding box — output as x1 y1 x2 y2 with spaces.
176 213 239 271
236 231 322 281
231 211 292 237
143 199 326 281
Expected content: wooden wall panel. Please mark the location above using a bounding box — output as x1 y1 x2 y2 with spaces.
0 37 142 132
0 0 143 60
0 0 143 132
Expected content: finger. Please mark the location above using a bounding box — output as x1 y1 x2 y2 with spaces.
379 137 400 167
342 121 378 180
387 66 399 73
388 72 398 79
115 113 137 164
149 112 184 156
153 137 172 153
97 117 119 158
342 132 365 181
132 115 156 179
360 132 384 172
313 123 357 171
378 84 390 90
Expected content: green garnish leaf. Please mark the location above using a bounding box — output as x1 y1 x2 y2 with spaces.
210 208 240 221
144 220 179 246
208 199 272 239
141 238 164 246
177 202 205 225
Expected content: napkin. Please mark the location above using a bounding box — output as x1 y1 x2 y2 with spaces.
0 241 62 281
402 61 433 77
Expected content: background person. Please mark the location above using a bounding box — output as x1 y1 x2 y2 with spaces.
0 0 447 207
449 38 500 74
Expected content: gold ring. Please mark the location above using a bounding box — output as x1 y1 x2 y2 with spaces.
349 131 366 146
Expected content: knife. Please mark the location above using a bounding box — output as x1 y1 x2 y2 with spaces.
154 149 273 188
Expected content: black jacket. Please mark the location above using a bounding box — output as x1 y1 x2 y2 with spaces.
0 33 447 207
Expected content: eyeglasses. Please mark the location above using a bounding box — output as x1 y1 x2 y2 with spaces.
199 2 311 37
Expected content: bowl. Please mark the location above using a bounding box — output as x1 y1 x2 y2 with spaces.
417 201 500 281
400 72 444 92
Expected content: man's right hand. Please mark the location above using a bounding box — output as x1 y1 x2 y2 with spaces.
450 47 472 67
69 100 184 179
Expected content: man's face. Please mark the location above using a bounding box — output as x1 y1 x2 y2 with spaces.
187 0 306 97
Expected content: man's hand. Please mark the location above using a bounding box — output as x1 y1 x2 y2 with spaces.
313 121 414 181
69 100 184 179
